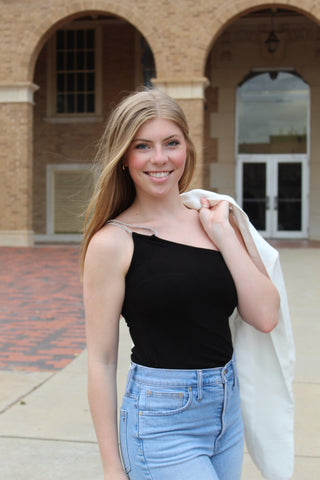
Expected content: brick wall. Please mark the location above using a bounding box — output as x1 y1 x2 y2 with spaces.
1 0 320 242
0 103 33 230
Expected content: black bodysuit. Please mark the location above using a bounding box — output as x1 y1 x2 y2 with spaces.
121 231 238 369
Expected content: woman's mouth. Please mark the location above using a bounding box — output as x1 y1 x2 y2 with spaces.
145 171 172 178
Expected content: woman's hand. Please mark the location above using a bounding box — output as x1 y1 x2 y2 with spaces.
199 198 234 250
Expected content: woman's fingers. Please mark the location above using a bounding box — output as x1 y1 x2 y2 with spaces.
200 198 230 215
200 198 210 209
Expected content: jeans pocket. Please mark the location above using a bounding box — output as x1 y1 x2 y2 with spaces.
119 409 131 474
141 388 192 416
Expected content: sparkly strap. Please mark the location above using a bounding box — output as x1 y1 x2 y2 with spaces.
107 219 158 236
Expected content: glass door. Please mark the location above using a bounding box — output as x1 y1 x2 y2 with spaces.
236 71 309 238
238 155 308 237
240 158 268 235
277 160 302 233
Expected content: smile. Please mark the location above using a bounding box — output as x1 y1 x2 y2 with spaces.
146 171 172 178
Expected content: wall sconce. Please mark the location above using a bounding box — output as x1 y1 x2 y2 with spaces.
265 11 279 54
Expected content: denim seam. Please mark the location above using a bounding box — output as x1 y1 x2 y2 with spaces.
119 409 131 474
214 373 232 454
138 423 155 480
139 391 192 417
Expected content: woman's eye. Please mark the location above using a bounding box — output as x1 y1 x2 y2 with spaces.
167 140 179 147
135 143 148 150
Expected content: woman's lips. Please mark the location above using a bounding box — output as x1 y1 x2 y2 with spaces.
145 171 172 178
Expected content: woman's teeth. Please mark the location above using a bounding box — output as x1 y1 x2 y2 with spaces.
147 171 170 178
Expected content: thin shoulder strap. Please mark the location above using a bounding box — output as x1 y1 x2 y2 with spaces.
107 219 158 236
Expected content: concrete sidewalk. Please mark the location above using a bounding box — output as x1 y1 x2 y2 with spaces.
0 248 319 479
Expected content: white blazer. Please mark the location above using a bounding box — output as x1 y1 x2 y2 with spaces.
181 189 295 480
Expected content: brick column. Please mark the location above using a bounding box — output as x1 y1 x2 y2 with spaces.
153 77 208 188
0 83 38 246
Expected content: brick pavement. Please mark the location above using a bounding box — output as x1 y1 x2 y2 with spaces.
0 246 86 372
1 241 319 373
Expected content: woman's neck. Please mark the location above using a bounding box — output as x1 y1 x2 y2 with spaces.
124 191 187 225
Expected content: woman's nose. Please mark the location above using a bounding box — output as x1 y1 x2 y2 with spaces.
151 145 167 163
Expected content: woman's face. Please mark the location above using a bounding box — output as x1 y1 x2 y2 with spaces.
124 118 187 200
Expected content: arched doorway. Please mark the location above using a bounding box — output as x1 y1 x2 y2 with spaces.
32 13 155 242
204 6 320 240
236 71 309 238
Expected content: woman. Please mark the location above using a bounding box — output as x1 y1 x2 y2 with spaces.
81 88 280 480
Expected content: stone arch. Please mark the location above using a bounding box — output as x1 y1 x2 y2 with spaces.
17 0 159 82
202 1 320 241
200 0 320 77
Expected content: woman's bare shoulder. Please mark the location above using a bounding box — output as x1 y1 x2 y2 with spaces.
85 224 133 276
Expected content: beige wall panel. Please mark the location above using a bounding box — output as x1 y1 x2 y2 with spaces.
218 87 236 114
210 112 235 139
211 68 248 88
310 86 320 105
300 67 320 86
309 203 320 240
177 98 205 189
309 162 320 189
210 163 235 194
309 158 320 244
310 133 320 159
217 137 235 167
310 107 320 165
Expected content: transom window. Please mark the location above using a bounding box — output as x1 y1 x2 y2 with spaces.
55 28 96 114
237 71 309 154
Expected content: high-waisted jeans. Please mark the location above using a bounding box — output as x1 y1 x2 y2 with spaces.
119 355 244 480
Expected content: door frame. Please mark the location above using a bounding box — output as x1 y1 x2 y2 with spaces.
236 154 309 238
235 69 310 239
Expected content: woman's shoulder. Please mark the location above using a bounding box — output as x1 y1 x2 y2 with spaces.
85 223 133 276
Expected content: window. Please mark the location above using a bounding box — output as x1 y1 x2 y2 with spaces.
237 72 309 154
48 25 101 117
46 164 95 238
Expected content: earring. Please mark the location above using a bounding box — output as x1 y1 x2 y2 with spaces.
121 164 127 171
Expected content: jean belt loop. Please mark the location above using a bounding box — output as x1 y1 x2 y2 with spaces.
197 370 203 401
126 363 135 393
232 354 237 388
221 366 227 385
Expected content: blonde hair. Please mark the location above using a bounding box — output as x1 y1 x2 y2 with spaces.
80 88 196 272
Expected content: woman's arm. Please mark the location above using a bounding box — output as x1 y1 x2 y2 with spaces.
83 227 132 480
199 199 280 333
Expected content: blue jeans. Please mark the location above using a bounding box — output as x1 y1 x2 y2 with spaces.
119 356 244 480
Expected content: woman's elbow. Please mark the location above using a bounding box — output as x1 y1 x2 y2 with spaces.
259 291 280 333
260 314 279 333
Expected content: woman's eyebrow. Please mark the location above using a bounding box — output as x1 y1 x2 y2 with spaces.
133 133 182 143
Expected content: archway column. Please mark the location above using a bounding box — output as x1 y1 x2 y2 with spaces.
0 82 38 246
153 77 209 188
308 84 320 240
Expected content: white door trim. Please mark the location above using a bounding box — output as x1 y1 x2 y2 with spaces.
236 154 309 238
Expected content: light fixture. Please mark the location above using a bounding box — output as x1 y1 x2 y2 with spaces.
265 10 279 54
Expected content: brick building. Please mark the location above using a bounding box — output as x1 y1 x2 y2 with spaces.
1 0 320 245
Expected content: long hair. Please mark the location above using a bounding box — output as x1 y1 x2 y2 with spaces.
80 88 196 273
